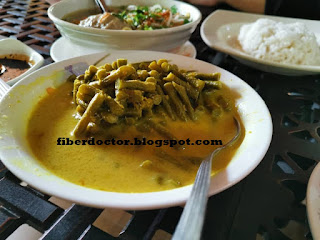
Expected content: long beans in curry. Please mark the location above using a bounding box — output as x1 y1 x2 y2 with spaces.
70 58 230 140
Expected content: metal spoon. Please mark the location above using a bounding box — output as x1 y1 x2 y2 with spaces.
0 63 6 75
94 0 108 13
172 117 241 240
0 78 10 99
0 64 10 99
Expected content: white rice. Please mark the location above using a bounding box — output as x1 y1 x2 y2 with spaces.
238 18 320 65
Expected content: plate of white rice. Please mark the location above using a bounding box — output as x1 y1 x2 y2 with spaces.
201 10 320 76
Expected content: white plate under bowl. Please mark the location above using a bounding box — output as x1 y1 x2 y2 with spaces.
50 37 197 62
201 10 320 76
0 38 44 85
0 51 272 210
307 162 320 240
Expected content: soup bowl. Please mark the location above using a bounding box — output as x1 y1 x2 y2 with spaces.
0 51 272 210
48 0 202 52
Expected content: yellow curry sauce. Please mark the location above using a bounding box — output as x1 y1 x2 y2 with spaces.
27 81 244 193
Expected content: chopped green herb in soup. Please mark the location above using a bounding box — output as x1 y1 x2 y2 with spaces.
63 4 191 30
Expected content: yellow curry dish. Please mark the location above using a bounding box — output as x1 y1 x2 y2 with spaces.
27 59 245 193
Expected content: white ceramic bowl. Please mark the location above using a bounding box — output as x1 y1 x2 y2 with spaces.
0 39 44 85
48 0 201 52
0 51 272 210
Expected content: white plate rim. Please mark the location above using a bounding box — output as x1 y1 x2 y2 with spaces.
50 37 197 62
0 50 273 210
307 162 320 240
200 10 320 76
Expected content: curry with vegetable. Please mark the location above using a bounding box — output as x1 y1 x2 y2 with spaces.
27 59 244 193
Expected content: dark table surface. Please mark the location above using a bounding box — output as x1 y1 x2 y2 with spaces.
0 1 320 240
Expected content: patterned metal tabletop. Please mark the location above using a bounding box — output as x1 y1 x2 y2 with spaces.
0 1 319 240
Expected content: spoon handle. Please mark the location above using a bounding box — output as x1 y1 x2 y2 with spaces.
172 150 220 240
0 78 10 99
172 117 240 240
95 0 108 13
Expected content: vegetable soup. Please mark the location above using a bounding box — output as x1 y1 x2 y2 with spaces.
63 4 191 30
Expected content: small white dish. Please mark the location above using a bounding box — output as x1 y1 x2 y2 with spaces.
0 38 44 85
50 37 197 62
200 10 320 76
0 51 272 210
307 163 320 240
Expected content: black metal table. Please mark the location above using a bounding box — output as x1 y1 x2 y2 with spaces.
0 1 319 239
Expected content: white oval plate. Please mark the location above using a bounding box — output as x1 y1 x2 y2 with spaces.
50 37 197 62
307 163 320 240
0 51 272 210
200 10 320 76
